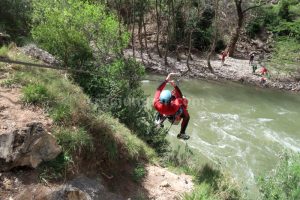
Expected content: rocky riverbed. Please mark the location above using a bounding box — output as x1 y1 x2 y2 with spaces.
124 49 300 92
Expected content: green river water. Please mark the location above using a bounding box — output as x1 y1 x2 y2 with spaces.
142 75 300 198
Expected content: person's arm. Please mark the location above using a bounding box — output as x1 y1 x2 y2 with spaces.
169 81 183 98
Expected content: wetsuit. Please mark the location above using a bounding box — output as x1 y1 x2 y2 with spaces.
153 80 190 134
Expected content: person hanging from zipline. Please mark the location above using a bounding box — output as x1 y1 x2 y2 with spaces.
153 73 190 140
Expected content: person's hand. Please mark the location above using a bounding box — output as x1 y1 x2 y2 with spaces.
169 80 176 87
166 73 179 81
166 73 172 81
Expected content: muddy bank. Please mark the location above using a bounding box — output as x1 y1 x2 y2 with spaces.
124 49 300 92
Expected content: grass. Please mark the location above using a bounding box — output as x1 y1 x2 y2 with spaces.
54 127 94 154
22 83 53 105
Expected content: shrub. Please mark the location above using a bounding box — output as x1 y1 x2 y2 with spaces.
278 0 291 21
258 151 300 200
31 0 129 67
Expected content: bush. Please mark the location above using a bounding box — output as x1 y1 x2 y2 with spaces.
31 0 129 67
246 6 279 38
22 83 52 105
278 0 292 21
258 151 300 200
274 20 300 40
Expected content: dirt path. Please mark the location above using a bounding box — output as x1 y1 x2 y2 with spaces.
0 87 52 133
124 49 300 92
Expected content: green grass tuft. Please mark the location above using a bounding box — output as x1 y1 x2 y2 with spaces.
133 163 147 182
54 127 94 154
22 83 53 105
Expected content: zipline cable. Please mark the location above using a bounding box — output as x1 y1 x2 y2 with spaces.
0 57 93 75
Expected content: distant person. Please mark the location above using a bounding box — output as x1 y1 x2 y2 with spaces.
260 77 267 85
261 66 268 76
252 63 257 74
249 53 255 65
221 50 228 66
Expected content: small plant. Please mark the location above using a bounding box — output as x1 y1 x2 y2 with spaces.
0 77 19 88
22 83 52 105
258 151 300 200
38 152 72 183
133 163 147 182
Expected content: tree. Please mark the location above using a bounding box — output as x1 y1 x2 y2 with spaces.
31 0 129 67
226 0 265 56
207 0 220 73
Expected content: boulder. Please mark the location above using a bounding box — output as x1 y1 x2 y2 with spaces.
0 122 61 171
13 176 124 200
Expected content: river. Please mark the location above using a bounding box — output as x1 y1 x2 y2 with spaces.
142 74 300 198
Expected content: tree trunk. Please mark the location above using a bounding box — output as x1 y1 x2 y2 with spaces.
117 0 124 56
143 17 152 59
131 0 135 57
207 0 219 73
155 0 162 57
164 1 171 66
186 30 193 72
226 0 244 57
138 3 144 62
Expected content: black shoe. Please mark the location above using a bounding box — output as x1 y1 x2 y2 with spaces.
155 113 165 127
177 133 190 140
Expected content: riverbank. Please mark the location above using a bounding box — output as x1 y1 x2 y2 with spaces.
124 49 300 92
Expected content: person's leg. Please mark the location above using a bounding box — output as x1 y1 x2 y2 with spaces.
155 112 166 127
177 108 190 140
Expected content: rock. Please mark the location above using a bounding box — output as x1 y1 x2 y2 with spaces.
0 122 61 171
13 175 124 200
13 185 53 200
51 185 92 200
20 44 61 66
67 175 124 200
160 181 170 187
